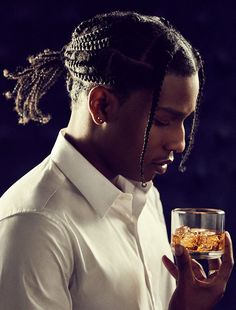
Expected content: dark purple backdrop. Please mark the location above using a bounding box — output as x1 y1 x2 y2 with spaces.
1 1 235 309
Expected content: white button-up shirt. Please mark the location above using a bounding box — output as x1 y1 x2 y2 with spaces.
0 130 175 310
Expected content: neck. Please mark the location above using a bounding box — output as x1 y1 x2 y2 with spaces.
64 130 117 181
66 111 117 180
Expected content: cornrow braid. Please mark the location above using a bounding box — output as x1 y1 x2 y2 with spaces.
74 17 109 35
64 28 114 87
139 50 174 187
67 36 111 52
3 49 65 124
3 11 204 186
178 50 205 172
77 27 110 43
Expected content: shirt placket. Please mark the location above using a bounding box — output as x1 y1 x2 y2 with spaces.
128 215 156 310
118 193 156 310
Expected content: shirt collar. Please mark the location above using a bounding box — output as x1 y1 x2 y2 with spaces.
112 175 153 219
51 129 153 218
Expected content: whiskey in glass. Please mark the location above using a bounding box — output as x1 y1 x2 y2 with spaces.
171 208 225 259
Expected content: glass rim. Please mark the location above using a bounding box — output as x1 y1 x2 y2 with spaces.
172 208 225 215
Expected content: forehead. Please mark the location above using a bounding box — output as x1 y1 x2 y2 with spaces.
116 73 199 120
157 73 199 116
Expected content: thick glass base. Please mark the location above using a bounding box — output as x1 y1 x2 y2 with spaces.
189 250 224 260
172 248 224 260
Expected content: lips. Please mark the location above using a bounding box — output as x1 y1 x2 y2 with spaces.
151 157 174 175
153 156 174 166
154 159 173 166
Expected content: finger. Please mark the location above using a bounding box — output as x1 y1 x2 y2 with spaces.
191 259 207 280
162 255 178 279
208 258 221 271
174 244 194 285
216 231 234 283
208 258 221 277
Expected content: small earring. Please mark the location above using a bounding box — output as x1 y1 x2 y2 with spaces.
97 116 104 124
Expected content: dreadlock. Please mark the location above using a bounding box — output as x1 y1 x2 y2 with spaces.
3 11 204 185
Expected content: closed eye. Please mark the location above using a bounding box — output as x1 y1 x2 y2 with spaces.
153 118 170 127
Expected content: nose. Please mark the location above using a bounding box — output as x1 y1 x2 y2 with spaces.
164 124 186 154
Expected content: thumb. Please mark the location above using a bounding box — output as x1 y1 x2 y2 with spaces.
175 244 194 286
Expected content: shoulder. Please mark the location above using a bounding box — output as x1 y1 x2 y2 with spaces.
0 156 67 220
0 211 74 309
0 211 71 249
0 210 74 274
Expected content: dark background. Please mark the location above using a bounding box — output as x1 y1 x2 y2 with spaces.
0 1 235 308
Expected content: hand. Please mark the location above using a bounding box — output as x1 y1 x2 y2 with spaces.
162 231 234 310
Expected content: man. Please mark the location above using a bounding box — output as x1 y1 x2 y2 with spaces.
1 11 233 309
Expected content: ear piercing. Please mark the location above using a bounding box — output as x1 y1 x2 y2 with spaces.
97 116 104 124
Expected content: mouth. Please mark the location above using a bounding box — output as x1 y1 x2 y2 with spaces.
151 158 174 175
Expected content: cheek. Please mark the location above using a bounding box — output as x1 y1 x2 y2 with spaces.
145 127 164 158
104 121 144 161
118 118 147 148
142 126 169 164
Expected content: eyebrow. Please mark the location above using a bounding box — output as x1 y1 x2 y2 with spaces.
156 106 192 118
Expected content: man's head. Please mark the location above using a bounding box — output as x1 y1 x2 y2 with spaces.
64 11 202 105
68 73 199 182
64 11 203 183
4 11 204 184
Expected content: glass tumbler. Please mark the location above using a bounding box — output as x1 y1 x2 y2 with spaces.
171 208 225 259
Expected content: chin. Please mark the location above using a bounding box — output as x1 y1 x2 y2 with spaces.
121 167 158 183
146 169 168 181
146 174 157 182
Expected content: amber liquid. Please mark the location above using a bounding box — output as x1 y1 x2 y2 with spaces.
171 226 225 259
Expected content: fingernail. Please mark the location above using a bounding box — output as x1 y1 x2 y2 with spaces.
175 244 183 256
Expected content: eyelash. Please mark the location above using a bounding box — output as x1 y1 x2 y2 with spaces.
154 119 170 127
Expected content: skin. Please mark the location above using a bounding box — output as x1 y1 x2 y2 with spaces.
65 73 199 182
163 232 234 310
65 73 234 309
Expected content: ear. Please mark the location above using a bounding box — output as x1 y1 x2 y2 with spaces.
87 86 120 125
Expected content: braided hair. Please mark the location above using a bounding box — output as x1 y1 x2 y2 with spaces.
3 11 204 185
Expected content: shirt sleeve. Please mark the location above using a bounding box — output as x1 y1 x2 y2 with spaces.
0 212 73 310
